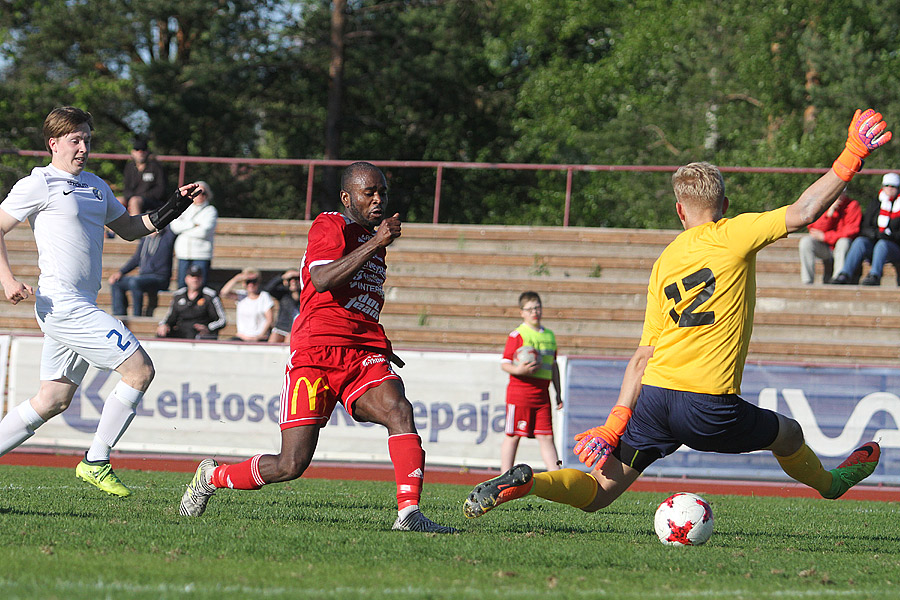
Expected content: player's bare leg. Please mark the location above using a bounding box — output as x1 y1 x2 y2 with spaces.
581 454 641 512
535 434 560 472
24 379 79 421
354 380 457 533
256 426 320 483
500 435 519 472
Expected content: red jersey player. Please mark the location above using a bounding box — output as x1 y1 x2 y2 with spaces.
179 162 456 533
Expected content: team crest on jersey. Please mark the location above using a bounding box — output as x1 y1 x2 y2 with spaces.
62 179 102 201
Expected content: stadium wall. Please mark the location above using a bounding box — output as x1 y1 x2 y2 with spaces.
4 335 555 469
2 334 898 484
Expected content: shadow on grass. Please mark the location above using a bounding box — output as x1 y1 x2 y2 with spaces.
0 505 101 519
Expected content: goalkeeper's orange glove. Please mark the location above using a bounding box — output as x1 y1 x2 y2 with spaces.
833 108 892 182
572 405 633 469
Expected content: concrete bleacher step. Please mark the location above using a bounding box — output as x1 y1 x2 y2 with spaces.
383 274 900 315
5 219 898 287
377 301 900 345
2 307 896 365
0 308 240 340
382 326 900 365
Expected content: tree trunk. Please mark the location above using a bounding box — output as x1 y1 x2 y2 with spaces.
324 0 347 204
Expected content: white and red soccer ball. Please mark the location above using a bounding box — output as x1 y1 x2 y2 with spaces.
654 492 714 546
513 345 539 366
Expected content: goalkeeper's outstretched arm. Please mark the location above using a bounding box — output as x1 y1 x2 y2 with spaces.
785 108 892 233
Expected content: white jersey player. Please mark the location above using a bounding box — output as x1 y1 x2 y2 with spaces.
0 106 199 497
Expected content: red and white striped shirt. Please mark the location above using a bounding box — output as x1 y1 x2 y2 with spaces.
876 188 900 233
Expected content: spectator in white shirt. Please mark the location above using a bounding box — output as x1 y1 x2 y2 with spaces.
221 267 275 342
169 180 217 288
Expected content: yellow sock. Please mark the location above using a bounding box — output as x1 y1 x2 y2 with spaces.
531 469 599 509
774 444 832 495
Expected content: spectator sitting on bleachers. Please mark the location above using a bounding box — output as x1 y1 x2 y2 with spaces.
221 267 275 342
108 226 175 316
263 269 301 343
156 265 226 339
832 172 900 285
798 189 861 284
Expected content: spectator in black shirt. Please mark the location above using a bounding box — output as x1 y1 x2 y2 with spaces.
264 269 301 343
156 265 226 339
120 137 167 215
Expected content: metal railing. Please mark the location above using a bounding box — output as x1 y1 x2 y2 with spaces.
5 149 892 226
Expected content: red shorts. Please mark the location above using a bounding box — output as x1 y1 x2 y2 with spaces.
504 403 554 438
279 346 400 430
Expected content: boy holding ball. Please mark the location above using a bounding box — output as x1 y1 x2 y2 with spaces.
500 291 563 472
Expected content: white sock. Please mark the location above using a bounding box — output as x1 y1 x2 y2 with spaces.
86 382 142 463
398 504 420 520
0 400 45 457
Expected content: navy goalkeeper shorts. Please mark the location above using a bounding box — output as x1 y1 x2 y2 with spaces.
613 384 780 472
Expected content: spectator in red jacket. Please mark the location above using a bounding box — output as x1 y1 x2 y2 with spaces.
798 189 861 284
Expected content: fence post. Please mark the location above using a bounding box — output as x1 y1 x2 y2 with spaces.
564 168 573 227
305 164 315 220
433 164 444 224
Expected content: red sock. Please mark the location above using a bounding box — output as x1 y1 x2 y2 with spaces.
210 454 265 490
388 433 425 510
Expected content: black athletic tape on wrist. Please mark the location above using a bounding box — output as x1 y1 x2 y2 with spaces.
148 188 201 230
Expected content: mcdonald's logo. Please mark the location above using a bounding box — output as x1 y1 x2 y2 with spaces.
291 377 329 414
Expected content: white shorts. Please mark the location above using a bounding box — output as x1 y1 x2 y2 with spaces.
35 296 141 384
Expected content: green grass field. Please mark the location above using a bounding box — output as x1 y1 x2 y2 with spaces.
1 464 898 600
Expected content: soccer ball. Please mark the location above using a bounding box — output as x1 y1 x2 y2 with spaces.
513 345 539 365
654 492 714 546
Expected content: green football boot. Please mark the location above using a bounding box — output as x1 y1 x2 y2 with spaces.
823 442 880 499
76 457 132 497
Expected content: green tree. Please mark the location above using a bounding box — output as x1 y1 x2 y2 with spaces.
5 0 900 228
295 0 517 221
486 0 900 227
0 0 289 200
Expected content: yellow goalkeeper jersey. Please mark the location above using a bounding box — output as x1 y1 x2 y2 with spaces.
640 206 789 395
